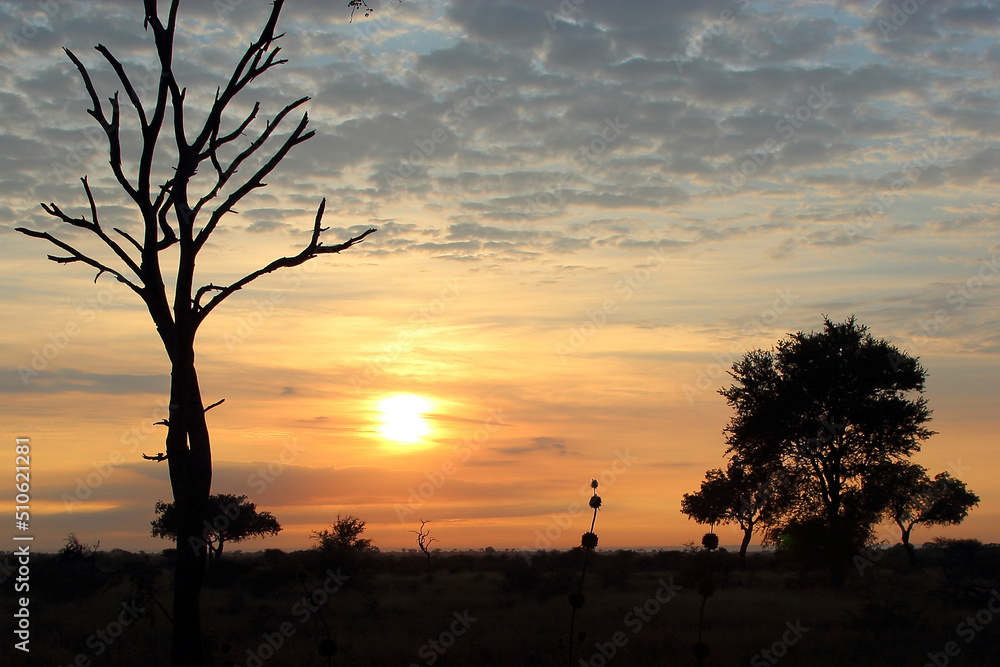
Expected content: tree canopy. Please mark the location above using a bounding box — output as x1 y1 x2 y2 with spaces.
878 463 980 562
687 316 977 582
680 460 795 566
311 514 379 555
151 493 281 560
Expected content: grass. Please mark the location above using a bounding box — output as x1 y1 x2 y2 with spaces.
1 544 998 666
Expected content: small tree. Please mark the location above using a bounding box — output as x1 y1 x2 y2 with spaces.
312 514 378 555
879 465 979 563
681 462 795 567
60 533 100 562
151 493 281 562
410 519 438 569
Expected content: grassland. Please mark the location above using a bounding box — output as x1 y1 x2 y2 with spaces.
2 541 998 666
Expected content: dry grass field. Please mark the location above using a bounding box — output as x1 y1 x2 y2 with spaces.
2 542 998 666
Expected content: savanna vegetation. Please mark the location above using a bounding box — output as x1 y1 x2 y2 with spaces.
10 0 995 662
1 535 998 666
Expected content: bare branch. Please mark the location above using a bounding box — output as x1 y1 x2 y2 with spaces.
14 226 143 296
155 184 179 250
193 108 314 251
193 283 224 311
189 0 287 154
216 101 261 147
192 97 309 225
36 177 143 281
204 398 225 412
64 49 140 203
195 199 376 323
63 47 108 127
114 227 143 253
95 43 148 130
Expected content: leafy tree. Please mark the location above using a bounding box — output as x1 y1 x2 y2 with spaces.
680 461 796 567
15 2 375 663
721 316 935 584
312 514 379 554
878 464 979 563
151 493 281 561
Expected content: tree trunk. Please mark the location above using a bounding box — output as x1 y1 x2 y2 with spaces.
214 538 225 562
826 515 849 589
739 527 753 568
901 525 917 565
165 350 213 667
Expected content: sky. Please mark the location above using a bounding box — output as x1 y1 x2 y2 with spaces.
1 0 998 554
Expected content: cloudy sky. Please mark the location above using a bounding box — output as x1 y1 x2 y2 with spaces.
1 0 998 553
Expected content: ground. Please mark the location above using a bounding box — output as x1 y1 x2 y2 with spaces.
2 542 998 666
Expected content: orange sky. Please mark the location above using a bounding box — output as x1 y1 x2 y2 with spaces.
1 0 998 553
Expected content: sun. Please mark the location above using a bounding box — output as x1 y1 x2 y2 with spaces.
377 394 433 444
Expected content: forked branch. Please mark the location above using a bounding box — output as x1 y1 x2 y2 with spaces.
14 225 143 296
410 519 438 566
194 199 376 322
37 177 143 280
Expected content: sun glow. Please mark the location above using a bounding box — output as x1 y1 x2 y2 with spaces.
377 394 433 444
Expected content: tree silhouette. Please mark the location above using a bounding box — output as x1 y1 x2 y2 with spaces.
15 2 375 663
410 519 438 569
878 464 979 563
312 514 379 555
721 316 935 584
151 493 281 562
681 461 795 567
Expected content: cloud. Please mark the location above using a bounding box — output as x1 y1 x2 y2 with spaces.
1 368 167 395
497 436 569 456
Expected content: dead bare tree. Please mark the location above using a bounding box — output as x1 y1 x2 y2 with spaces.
410 519 439 569
16 1 375 664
